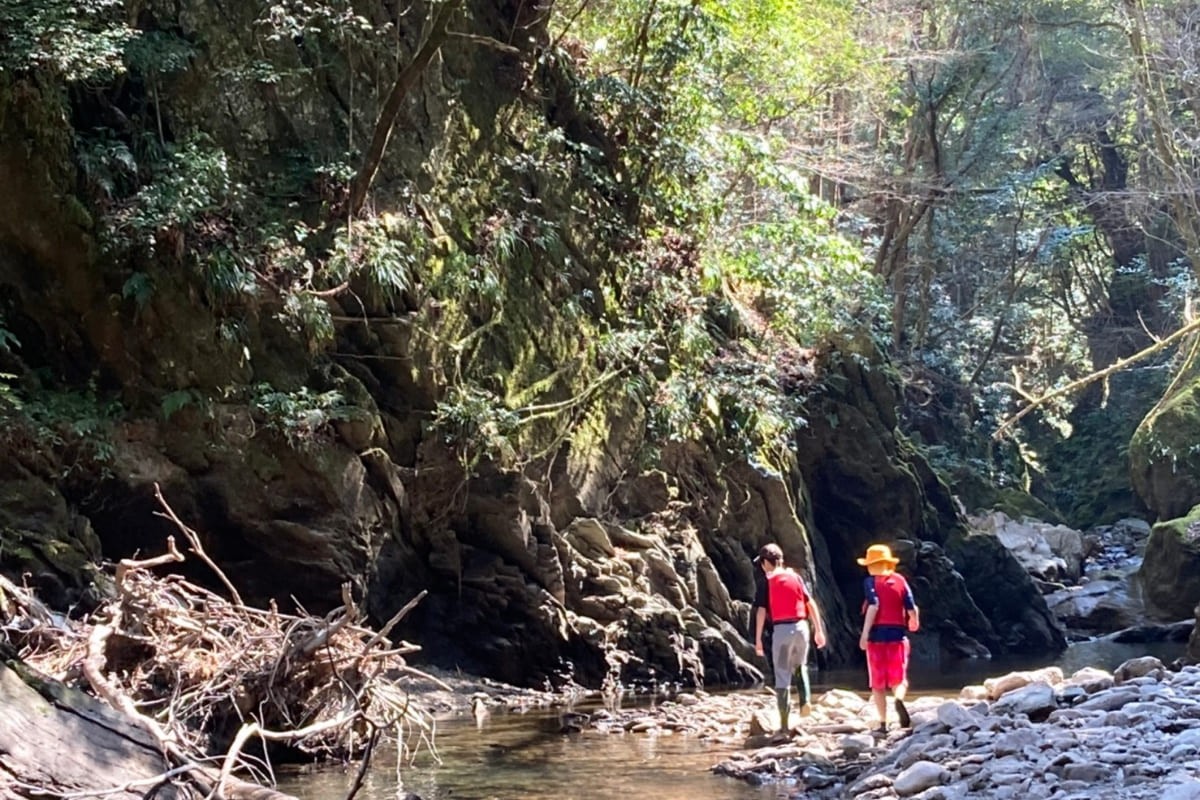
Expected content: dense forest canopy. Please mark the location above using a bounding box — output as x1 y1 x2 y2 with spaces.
545 0 1200 503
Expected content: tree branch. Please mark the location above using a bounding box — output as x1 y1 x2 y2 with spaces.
347 0 464 217
993 315 1200 440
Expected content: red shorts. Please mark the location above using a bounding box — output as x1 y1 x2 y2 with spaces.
866 640 910 691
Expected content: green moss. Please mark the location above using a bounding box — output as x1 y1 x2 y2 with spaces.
1138 504 1200 619
991 487 1063 524
1130 373 1200 520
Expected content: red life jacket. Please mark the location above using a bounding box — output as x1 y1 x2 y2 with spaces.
766 570 808 621
864 573 910 626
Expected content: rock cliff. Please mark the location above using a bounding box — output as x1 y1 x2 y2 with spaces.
0 0 1063 689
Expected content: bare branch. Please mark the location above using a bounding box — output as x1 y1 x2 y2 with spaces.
153 482 245 606
994 315 1200 439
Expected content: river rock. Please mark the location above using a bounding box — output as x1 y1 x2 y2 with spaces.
841 733 878 758
1063 666 1113 692
1114 655 1166 683
1162 781 1200 800
935 701 978 729
1043 579 1139 632
578 659 1200 800
983 666 1063 700
893 761 950 796
990 682 1057 720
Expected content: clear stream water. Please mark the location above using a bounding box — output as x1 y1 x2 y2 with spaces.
275 639 1186 800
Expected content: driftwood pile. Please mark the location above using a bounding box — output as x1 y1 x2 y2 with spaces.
0 486 441 800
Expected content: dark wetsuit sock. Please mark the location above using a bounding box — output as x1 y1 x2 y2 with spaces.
894 697 910 728
775 688 789 731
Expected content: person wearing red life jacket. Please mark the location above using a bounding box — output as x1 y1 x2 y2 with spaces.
857 544 920 732
753 543 827 735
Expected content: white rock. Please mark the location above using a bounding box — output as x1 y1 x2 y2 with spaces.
1063 666 1113 693
1167 744 1197 761
984 668 1063 700
1162 782 1200 800
991 682 1057 719
1074 688 1139 711
959 684 988 701
893 761 950 796
840 733 877 758
1113 656 1166 684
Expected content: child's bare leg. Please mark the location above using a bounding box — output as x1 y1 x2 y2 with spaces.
872 689 887 727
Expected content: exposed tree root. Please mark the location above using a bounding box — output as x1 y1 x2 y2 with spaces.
0 484 435 799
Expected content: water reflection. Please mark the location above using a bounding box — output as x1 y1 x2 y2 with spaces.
276 705 780 800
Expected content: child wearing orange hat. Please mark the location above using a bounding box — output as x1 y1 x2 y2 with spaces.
857 544 919 732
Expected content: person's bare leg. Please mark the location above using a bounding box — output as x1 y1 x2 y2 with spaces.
872 689 887 729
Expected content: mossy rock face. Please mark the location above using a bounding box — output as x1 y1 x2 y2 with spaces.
1137 505 1200 620
0 462 105 608
1130 374 1200 521
990 487 1063 524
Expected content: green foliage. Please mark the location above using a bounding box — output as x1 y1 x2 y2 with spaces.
76 129 139 201
705 167 886 346
160 388 203 420
121 272 155 309
251 383 354 448
0 378 122 475
430 384 521 469
110 138 234 245
278 292 335 350
123 29 195 77
327 214 422 303
0 0 134 80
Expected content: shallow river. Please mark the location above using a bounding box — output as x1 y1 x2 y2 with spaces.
276 638 1186 800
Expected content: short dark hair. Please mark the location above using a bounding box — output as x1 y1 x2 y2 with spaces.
758 543 783 565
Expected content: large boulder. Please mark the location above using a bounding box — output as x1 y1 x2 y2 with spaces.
1137 506 1200 620
1043 578 1141 633
945 531 1067 654
970 511 1085 583
1130 374 1200 520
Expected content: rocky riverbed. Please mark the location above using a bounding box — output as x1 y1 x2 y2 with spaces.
495 654 1200 799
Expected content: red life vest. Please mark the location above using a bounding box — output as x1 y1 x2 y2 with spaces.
867 573 910 626
766 570 808 621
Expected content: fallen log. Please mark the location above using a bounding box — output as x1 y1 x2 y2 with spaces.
0 652 180 800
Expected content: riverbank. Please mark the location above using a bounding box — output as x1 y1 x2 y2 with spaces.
499 654 1200 799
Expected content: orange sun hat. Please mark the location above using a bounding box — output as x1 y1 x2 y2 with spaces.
856 544 900 566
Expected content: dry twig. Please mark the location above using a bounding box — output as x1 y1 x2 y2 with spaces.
2 493 438 799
